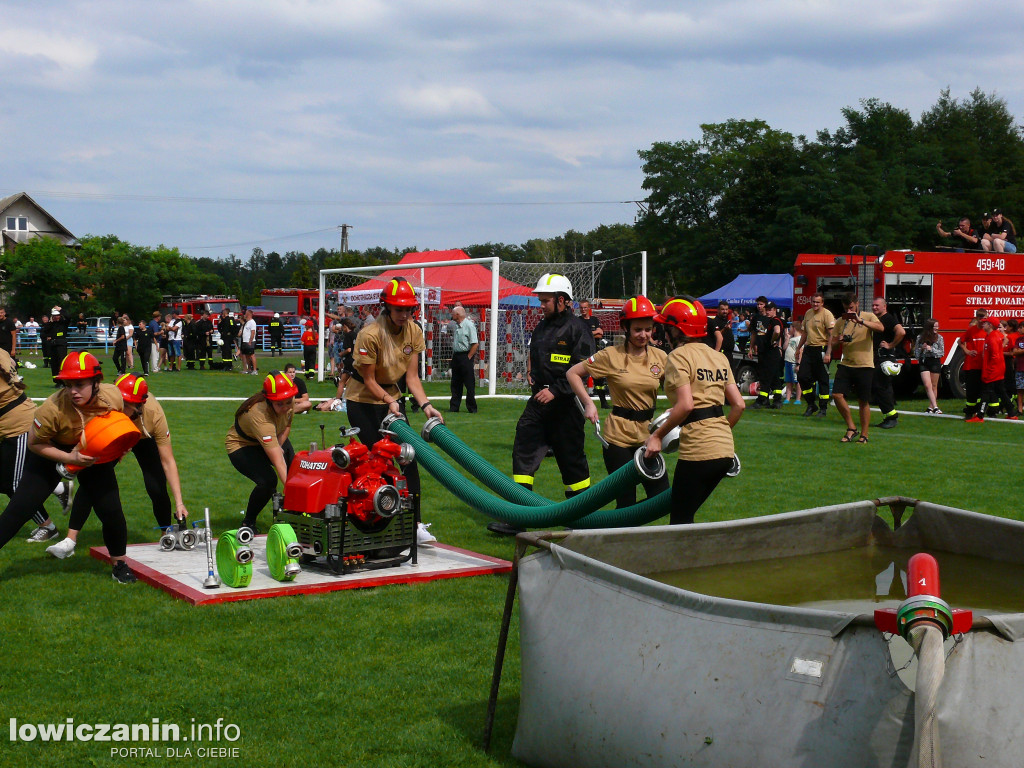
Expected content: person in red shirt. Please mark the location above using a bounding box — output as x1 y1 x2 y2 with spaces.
956 310 988 419
300 319 317 380
970 316 1018 422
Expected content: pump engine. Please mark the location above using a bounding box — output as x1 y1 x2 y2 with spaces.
273 426 418 573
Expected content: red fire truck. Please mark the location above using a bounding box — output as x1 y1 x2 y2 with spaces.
793 248 1024 398
159 294 242 317
259 288 321 320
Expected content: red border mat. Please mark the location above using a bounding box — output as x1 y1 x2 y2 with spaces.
90 538 511 606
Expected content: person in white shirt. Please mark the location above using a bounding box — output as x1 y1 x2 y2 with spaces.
241 309 258 374
166 313 183 372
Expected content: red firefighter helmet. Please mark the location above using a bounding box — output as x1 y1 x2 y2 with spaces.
114 373 148 403
620 295 658 327
55 352 103 381
263 370 298 401
380 277 418 307
655 297 708 338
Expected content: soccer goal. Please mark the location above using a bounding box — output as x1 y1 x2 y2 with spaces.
318 254 645 395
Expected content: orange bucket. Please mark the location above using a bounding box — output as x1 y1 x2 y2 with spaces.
65 411 142 472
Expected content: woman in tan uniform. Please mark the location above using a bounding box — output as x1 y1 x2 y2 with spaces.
46 373 190 559
0 352 137 582
645 297 745 525
226 370 297 534
344 278 443 524
567 295 669 507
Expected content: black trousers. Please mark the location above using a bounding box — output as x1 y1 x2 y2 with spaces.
756 347 783 402
964 369 982 417
269 334 283 357
980 379 1018 418
797 346 831 408
229 440 296 527
603 442 669 508
195 338 210 366
113 343 127 374
50 344 68 379
449 351 477 412
0 433 50 526
512 397 590 496
0 452 127 556
670 456 733 525
302 345 316 377
871 360 897 418
67 440 172 531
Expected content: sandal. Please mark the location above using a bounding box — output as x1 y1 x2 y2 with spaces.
840 428 859 443
856 435 869 443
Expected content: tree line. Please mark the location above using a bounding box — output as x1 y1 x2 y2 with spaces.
2 88 1019 320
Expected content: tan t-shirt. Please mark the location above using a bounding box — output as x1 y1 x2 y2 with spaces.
0 348 34 439
835 312 878 368
131 395 171 447
802 307 836 346
664 342 734 461
583 344 667 447
225 400 293 454
33 383 125 448
346 319 426 404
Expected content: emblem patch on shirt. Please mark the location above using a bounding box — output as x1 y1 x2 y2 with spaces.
359 348 368 354
403 344 413 355
650 365 662 376
261 435 274 443
587 355 595 364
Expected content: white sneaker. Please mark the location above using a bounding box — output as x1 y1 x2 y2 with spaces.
416 522 437 546
46 538 76 559
53 479 73 515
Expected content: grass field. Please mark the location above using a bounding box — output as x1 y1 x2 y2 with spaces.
1 351 1021 767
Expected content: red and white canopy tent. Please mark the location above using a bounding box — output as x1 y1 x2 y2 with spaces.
321 250 534 395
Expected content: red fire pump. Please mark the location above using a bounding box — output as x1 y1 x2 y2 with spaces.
272 425 418 573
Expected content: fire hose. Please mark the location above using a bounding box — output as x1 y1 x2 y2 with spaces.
387 418 666 529
419 417 674 527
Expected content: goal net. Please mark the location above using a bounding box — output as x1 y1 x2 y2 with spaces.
319 256 613 395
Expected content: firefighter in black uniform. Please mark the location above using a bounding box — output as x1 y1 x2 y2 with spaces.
216 310 237 370
195 311 213 369
268 313 284 357
751 301 784 409
579 299 609 409
488 273 596 536
183 314 198 369
47 307 69 383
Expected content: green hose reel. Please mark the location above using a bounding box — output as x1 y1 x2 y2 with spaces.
216 529 254 588
266 523 302 582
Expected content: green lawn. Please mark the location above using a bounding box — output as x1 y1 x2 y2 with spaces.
1 350 1020 767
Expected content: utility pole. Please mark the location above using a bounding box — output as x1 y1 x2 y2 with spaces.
339 224 352 256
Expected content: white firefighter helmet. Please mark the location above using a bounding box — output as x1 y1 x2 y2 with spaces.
532 273 573 301
881 359 903 377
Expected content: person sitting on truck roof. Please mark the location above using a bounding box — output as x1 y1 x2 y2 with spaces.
937 217 982 251
981 209 1017 254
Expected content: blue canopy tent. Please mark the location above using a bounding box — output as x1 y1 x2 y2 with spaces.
698 273 793 310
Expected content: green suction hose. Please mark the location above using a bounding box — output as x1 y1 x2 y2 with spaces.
421 416 673 528
388 418 664 529
421 418 547 506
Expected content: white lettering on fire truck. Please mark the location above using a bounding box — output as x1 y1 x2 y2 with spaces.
300 460 329 471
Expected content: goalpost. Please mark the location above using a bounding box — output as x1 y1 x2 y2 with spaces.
318 253 647 396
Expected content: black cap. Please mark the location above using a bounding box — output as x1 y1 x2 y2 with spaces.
992 208 1002 216
982 211 991 219
765 301 777 310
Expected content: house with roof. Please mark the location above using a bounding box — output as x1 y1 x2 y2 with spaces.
0 192 76 254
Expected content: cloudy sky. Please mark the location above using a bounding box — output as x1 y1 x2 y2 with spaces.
3 0 1023 262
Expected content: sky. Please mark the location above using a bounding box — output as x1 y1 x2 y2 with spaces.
2 0 1023 263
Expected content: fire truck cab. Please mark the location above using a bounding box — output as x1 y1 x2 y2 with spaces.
794 249 1024 398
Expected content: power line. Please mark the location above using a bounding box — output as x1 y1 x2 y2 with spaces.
180 226 341 250
2 188 637 208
